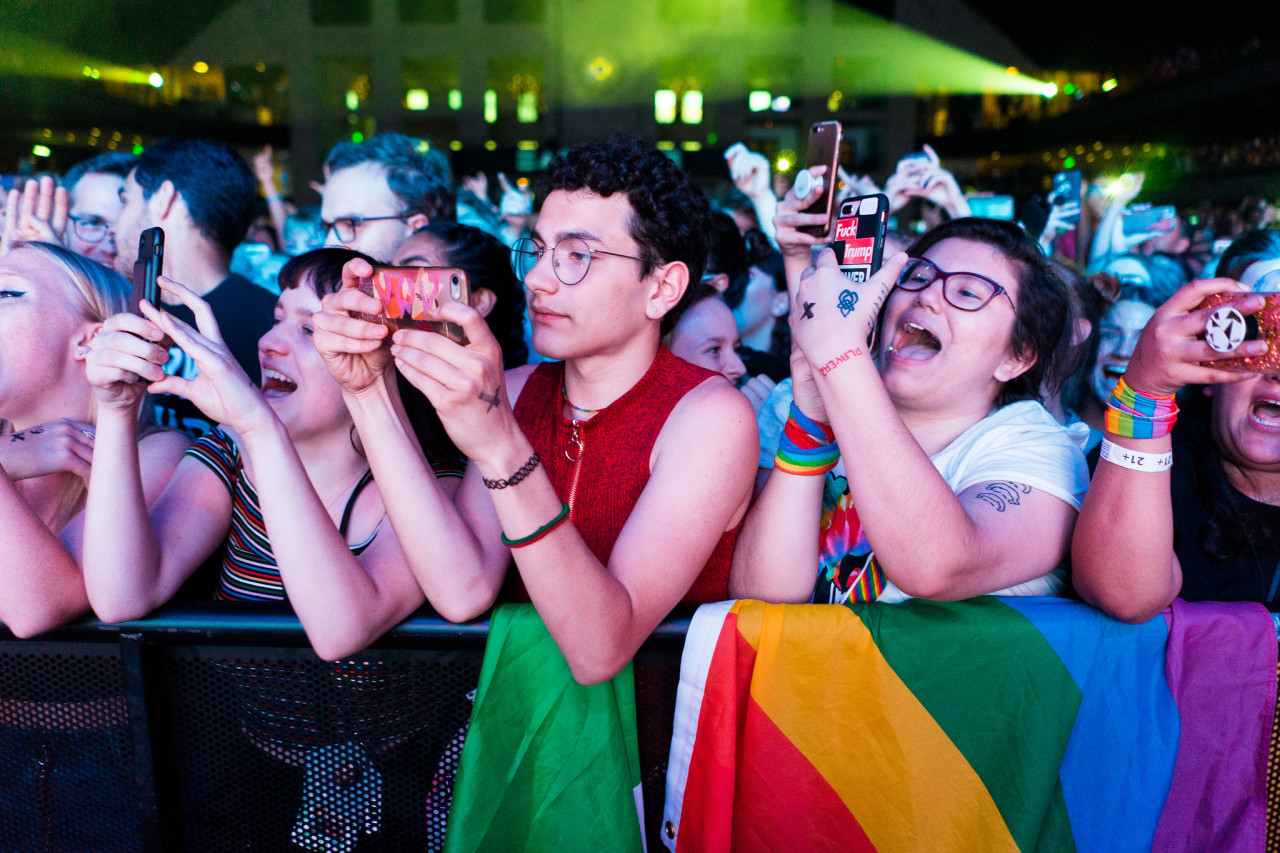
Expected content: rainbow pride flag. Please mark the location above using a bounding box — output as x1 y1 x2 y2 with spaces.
663 597 1276 852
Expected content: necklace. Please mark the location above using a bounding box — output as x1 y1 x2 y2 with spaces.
561 379 604 415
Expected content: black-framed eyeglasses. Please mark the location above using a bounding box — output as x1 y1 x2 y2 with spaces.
510 236 648 286
68 214 110 244
895 256 1015 312
320 213 415 243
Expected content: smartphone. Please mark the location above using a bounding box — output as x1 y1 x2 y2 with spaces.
1048 169 1082 210
1122 204 1177 237
133 227 164 309
831 194 889 283
1199 292 1280 372
357 265 471 345
798 121 842 238
966 194 1016 221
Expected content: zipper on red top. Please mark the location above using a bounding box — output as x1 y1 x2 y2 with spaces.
565 418 584 518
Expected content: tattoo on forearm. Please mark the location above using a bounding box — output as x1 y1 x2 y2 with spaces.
801 301 815 320
866 280 892 334
9 427 42 442
818 348 864 376
974 481 1032 512
838 290 858 317
478 388 501 412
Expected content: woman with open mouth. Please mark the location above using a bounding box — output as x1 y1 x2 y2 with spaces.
0 241 190 635
732 205 1089 606
0 241 189 851
78 248 462 660
1073 233 1280 620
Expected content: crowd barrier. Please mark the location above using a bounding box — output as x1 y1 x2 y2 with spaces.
4 599 1280 852
0 602 686 853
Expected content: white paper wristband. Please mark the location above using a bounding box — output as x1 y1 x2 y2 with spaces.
1100 438 1173 473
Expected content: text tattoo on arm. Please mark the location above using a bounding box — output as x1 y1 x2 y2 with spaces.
974 481 1032 513
818 348 864 376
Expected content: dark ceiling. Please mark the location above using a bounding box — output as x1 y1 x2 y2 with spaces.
1 1 237 66
960 0 1279 71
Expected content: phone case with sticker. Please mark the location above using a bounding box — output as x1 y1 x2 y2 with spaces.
356 266 471 345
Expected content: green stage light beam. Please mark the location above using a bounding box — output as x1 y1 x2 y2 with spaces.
0 32 152 85
562 0 1052 107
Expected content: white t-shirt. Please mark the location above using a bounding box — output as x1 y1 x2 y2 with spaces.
757 379 1090 604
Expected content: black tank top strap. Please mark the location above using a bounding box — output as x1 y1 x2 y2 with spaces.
338 469 375 538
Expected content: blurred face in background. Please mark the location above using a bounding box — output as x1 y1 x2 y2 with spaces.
1090 299 1156 405
67 172 125 266
667 297 746 385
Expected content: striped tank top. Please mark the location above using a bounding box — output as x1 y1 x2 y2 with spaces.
185 428 380 603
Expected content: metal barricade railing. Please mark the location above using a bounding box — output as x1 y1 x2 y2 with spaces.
0 602 690 852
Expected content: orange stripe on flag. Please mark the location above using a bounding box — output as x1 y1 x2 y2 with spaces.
736 601 1019 852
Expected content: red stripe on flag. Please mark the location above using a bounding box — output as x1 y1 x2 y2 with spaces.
675 612 875 853
675 612 753 851
731 694 876 852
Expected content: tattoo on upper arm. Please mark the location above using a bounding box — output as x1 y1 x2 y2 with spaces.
838 290 858 316
974 481 1033 512
478 388 501 412
801 301 815 320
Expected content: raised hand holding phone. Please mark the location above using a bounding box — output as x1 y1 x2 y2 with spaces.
1124 278 1266 398
389 301 513 465
84 312 171 414
796 121 842 238
140 276 275 436
791 249 909 376
312 258 394 400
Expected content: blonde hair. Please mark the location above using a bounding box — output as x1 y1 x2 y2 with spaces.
10 242 133 528
15 240 132 321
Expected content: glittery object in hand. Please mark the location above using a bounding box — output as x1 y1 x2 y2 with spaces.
1198 292 1280 373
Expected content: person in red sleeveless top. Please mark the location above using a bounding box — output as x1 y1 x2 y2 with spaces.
314 137 757 684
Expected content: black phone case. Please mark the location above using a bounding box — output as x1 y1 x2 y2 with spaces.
831 194 889 283
134 227 164 307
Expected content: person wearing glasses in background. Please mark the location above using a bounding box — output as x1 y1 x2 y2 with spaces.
319 132 455 263
110 138 277 435
0 153 136 267
732 210 1088 606
313 136 756 683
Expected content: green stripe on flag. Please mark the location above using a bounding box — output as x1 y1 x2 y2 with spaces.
849 597 1080 853
445 604 644 853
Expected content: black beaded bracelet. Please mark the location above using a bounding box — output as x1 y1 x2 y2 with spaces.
483 452 540 489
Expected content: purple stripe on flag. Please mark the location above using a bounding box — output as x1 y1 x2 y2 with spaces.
1154 599 1276 852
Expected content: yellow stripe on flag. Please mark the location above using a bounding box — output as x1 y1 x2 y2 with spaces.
733 600 1019 853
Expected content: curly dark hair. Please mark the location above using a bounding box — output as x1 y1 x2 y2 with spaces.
542 135 713 335
908 217 1072 409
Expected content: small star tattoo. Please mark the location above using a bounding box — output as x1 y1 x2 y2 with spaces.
478 388 501 412
801 301 815 320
